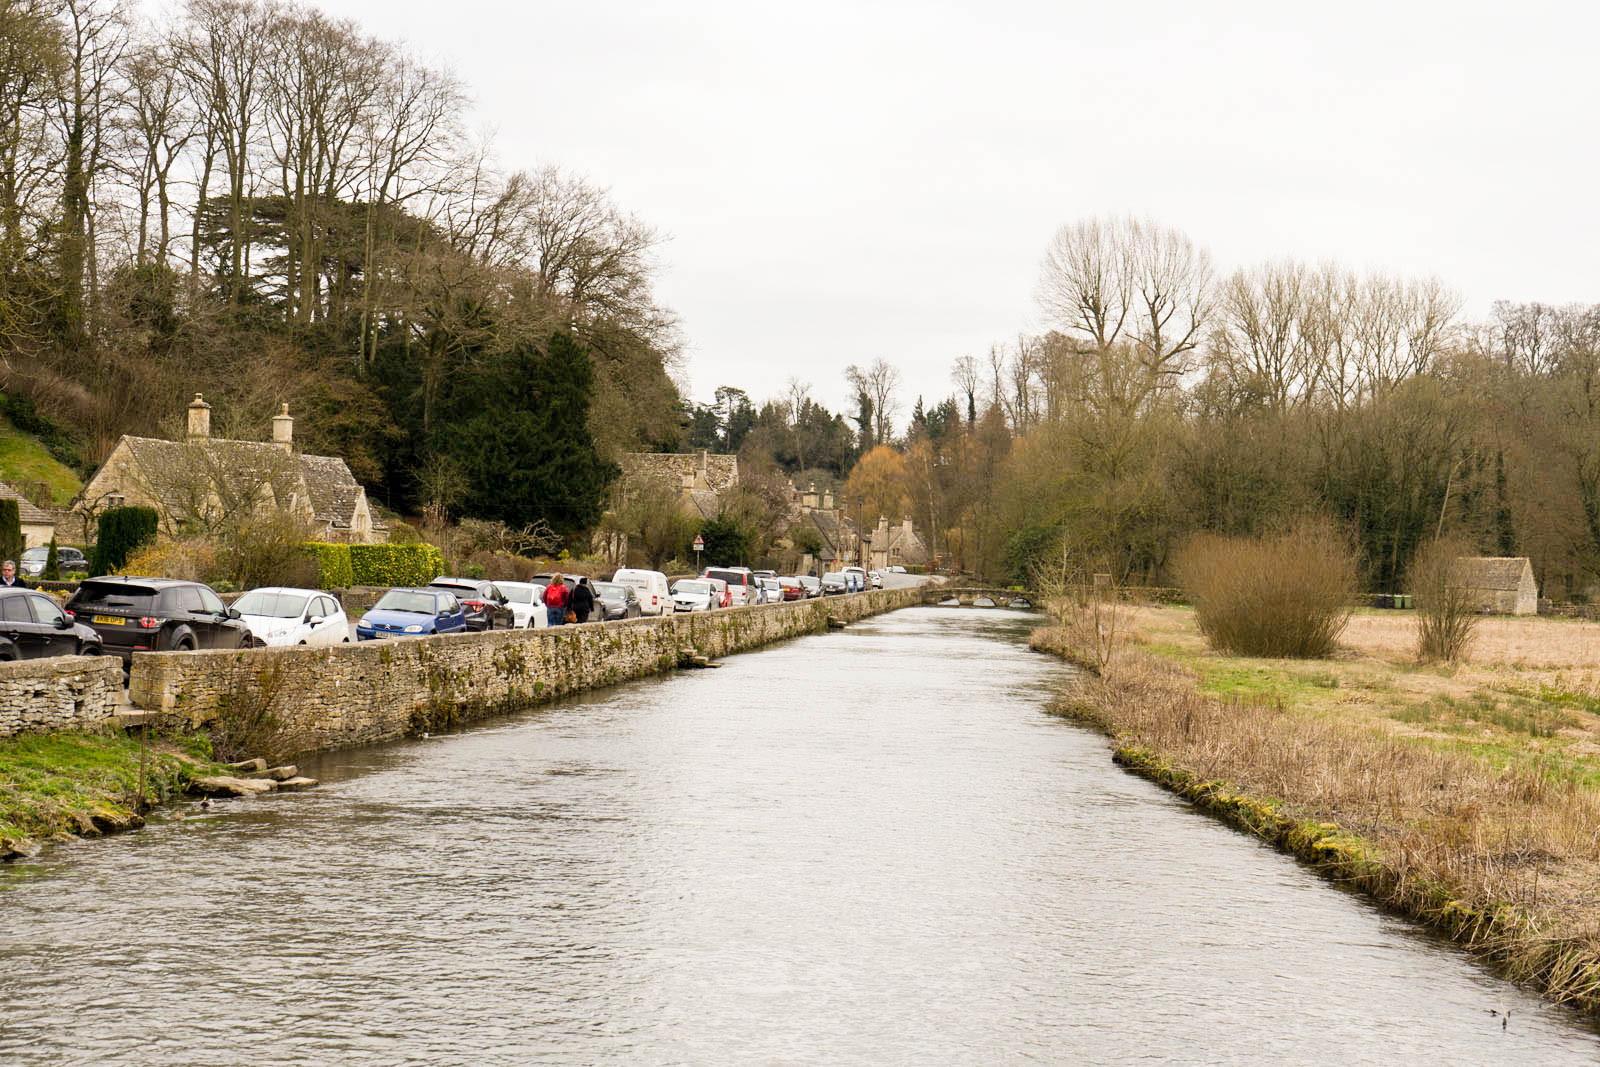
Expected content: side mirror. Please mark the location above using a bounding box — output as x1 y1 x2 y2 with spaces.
226 607 241 619
54 614 71 630
307 615 324 625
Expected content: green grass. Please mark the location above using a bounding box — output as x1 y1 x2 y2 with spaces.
0 418 81 505
1391 692 1581 740
0 731 217 852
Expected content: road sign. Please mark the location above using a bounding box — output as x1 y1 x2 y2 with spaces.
692 534 705 552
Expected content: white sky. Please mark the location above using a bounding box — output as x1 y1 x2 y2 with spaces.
217 0 1600 422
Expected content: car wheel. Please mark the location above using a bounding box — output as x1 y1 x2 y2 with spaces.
175 638 195 652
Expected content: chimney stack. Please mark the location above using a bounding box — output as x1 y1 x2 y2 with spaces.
272 403 294 452
186 394 211 441
822 489 834 510
802 482 819 510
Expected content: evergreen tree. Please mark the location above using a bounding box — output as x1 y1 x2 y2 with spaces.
43 536 59 581
91 507 159 576
0 500 21 569
451 332 618 538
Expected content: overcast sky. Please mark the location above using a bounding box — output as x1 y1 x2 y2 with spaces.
238 0 1600 421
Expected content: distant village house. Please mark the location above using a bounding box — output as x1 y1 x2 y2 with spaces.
0 480 56 548
75 395 384 545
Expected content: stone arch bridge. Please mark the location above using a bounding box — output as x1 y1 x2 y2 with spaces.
918 586 1039 609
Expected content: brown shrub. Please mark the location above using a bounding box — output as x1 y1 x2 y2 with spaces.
1174 518 1356 658
1410 539 1481 664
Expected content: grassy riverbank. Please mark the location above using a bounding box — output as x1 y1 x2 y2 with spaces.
1034 605 1600 1011
0 731 218 859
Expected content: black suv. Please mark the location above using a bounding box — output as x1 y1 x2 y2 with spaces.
65 577 252 663
0 588 103 660
426 577 515 631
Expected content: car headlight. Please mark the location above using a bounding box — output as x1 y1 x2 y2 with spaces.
403 624 424 633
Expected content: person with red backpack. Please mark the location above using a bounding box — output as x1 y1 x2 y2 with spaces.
544 574 570 627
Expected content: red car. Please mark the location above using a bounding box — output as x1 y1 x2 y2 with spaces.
777 577 805 601
705 577 732 608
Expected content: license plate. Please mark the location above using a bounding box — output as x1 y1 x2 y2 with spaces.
92 615 126 626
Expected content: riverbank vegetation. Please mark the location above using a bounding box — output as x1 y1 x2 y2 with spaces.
1034 603 1600 1010
0 730 219 859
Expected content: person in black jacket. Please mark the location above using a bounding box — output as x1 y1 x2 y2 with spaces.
0 560 31 589
570 576 596 623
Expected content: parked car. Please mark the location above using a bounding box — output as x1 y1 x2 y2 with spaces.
758 577 783 604
703 566 757 606
670 578 718 613
777 577 806 601
821 572 848 595
0 587 102 660
843 566 868 593
591 580 642 620
233 587 349 647
495 580 548 628
887 565 907 574
797 575 822 598
705 576 731 608
427 577 515 631
868 570 884 589
19 545 88 578
612 568 671 616
66 577 251 663
357 588 467 640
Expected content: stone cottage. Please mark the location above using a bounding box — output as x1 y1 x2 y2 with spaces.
0 480 56 548
1459 556 1538 616
75 395 384 544
865 515 930 572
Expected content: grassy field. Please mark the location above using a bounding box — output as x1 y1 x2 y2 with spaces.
0 417 81 507
1036 603 1600 1012
0 731 218 858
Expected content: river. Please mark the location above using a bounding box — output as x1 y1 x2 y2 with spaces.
2 606 1598 1064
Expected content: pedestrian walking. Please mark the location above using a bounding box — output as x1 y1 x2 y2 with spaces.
570 576 595 624
545 574 569 627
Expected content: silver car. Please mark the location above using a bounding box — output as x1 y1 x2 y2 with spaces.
671 579 717 613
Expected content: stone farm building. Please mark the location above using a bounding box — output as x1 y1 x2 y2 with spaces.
75 395 383 544
1460 556 1538 616
0 480 55 548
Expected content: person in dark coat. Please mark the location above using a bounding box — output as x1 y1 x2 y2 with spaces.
570 576 596 623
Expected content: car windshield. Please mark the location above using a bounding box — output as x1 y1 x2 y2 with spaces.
500 586 534 604
69 580 159 610
704 569 746 585
675 581 710 595
233 590 309 619
430 582 477 595
594 582 625 598
374 590 438 615
823 572 845 583
20 547 47 561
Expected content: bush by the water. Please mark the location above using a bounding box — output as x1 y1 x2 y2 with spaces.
1174 520 1356 658
90 506 158 575
1410 539 1480 663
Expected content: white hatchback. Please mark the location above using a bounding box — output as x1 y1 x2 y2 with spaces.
233 587 350 647
495 581 549 628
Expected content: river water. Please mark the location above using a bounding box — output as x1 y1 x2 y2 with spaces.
3 606 1598 1064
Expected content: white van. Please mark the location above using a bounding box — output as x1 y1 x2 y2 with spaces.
612 568 671 616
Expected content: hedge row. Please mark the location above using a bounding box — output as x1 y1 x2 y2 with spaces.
303 542 355 589
349 543 444 588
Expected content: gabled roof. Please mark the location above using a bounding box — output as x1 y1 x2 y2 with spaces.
0 480 52 526
1459 556 1534 591
118 436 366 528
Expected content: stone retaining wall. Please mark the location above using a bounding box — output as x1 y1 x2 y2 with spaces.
128 587 924 754
0 656 126 738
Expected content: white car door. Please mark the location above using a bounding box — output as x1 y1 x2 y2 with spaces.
310 595 344 646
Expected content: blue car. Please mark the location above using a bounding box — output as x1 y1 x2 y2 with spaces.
357 588 468 640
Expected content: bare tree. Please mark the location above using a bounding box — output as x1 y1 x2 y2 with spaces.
845 357 899 444
951 353 979 426
1036 215 1132 352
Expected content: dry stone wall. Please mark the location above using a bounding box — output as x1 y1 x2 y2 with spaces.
128 587 924 754
0 656 125 738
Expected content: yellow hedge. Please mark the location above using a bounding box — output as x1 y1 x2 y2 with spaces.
349 543 444 588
